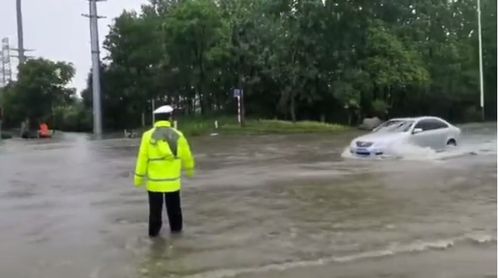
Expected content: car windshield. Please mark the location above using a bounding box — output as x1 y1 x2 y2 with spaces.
374 120 414 133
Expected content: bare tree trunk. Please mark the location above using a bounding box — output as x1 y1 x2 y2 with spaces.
290 93 296 123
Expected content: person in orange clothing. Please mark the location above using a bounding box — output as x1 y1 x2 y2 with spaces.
38 122 50 138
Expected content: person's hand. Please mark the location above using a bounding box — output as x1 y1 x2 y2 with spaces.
185 169 195 178
134 176 145 188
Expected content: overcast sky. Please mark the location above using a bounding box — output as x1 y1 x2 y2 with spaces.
0 0 146 92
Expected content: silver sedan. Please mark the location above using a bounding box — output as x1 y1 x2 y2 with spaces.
349 116 462 157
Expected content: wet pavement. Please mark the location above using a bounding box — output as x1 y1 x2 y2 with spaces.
0 123 496 278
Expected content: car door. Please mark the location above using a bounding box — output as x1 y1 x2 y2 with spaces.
411 119 448 150
428 119 450 149
411 120 434 147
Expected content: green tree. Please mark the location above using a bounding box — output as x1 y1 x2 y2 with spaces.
1 58 75 127
162 0 226 114
85 0 496 130
362 20 429 112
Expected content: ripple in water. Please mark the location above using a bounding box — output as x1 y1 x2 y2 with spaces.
184 232 496 278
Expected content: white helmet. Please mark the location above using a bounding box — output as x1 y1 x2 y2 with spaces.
153 105 174 114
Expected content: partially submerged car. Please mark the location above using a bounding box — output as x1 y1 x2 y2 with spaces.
349 116 461 157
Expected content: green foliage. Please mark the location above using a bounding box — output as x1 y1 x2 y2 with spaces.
85 0 495 127
1 58 77 128
371 99 390 118
2 0 494 136
246 119 346 133
52 101 92 132
364 20 430 90
172 117 349 136
14 0 490 133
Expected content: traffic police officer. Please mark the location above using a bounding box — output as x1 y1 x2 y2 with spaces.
134 105 195 237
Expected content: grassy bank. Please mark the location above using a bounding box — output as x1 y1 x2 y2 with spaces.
0 118 349 139
175 117 349 137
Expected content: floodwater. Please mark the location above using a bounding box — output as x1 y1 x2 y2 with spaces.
0 123 496 278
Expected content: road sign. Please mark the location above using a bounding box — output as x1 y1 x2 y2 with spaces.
233 89 243 98
232 88 245 126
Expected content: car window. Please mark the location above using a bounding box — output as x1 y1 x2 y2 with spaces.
374 120 414 133
414 119 448 131
375 120 401 129
414 120 430 131
432 119 448 129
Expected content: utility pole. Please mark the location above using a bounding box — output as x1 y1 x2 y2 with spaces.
477 0 485 121
16 0 26 65
83 0 105 136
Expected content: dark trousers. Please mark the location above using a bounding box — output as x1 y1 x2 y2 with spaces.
148 191 183 237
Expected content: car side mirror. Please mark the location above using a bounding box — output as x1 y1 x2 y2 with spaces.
412 128 423 135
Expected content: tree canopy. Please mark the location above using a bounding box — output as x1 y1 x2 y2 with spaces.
2 0 496 132
83 0 495 128
1 59 77 126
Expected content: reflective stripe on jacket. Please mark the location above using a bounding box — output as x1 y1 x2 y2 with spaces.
134 121 195 192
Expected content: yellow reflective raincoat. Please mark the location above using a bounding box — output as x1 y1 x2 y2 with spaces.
134 121 195 192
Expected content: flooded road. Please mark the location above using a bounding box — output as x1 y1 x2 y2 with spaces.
0 123 496 278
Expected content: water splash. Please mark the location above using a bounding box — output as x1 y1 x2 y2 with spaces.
342 135 496 161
